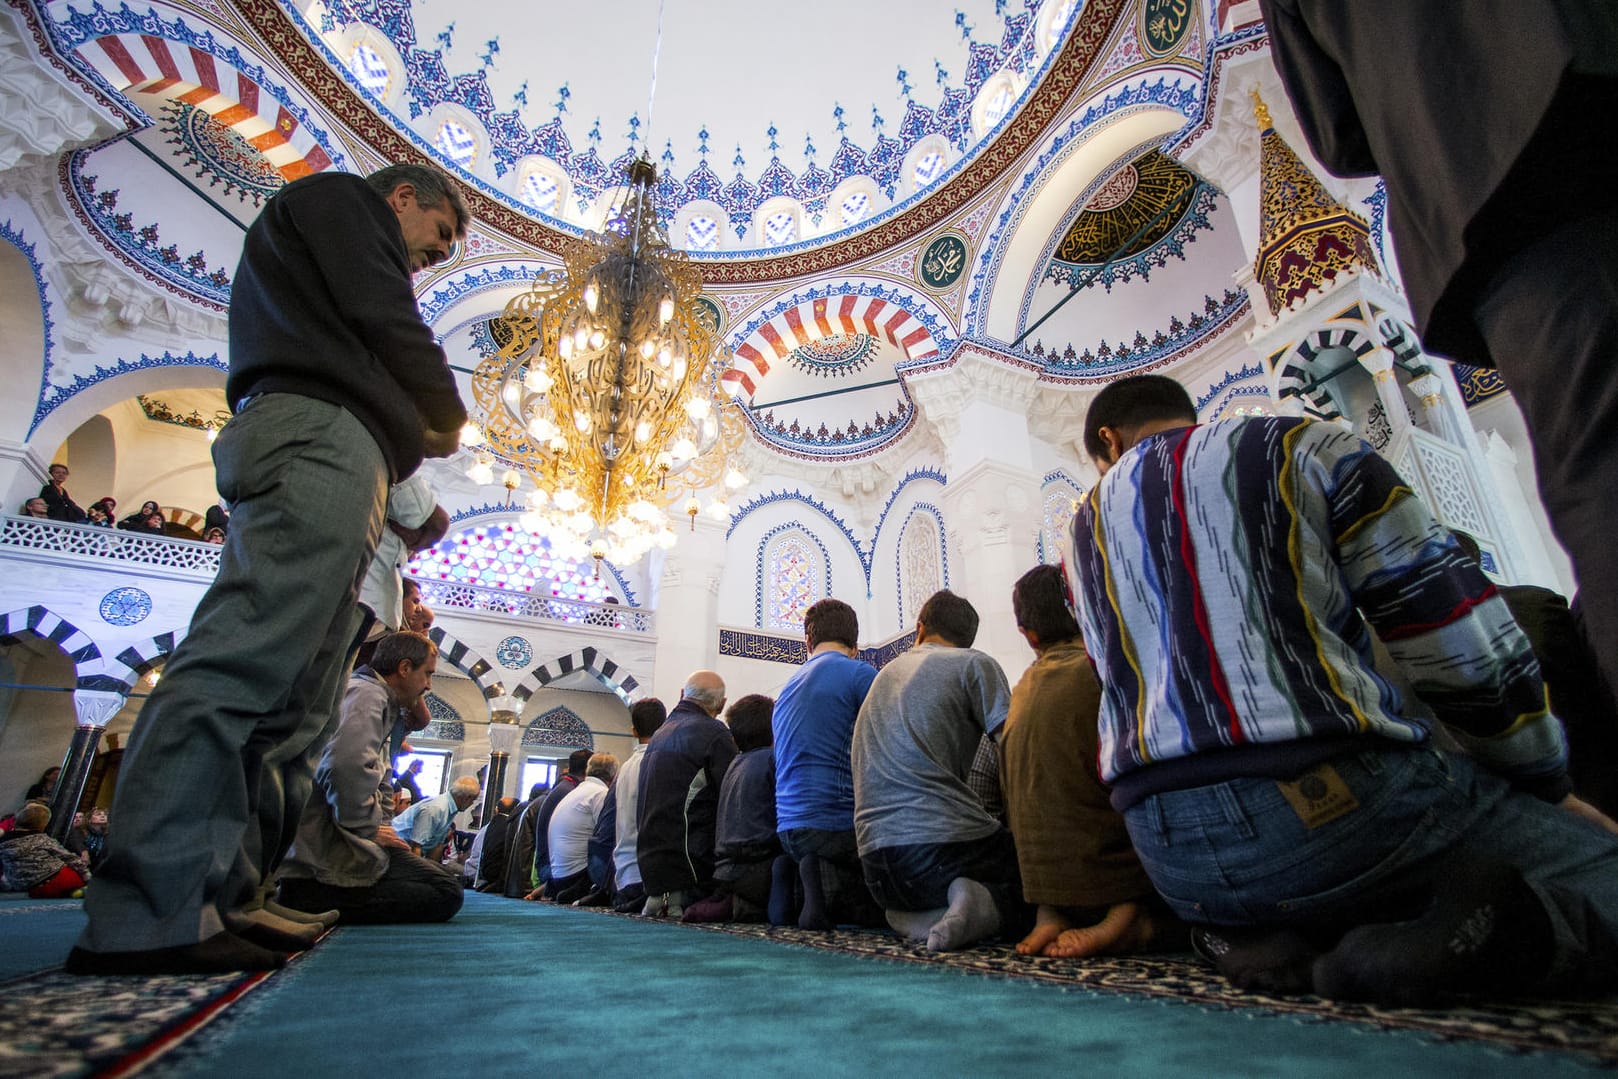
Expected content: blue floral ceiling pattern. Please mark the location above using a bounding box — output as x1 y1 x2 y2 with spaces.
309 0 1072 247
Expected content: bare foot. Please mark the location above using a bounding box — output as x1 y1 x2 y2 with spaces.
926 878 1001 952
1017 905 1072 955
1045 902 1157 958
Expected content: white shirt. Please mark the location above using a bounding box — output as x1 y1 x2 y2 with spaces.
612 744 648 888
359 474 436 630
548 775 609 878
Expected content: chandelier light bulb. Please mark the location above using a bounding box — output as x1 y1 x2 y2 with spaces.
526 489 549 509
554 488 583 512
657 347 672 367
634 420 652 443
460 422 484 447
524 366 554 393
672 358 688 382
589 329 607 350
469 461 494 486
583 281 600 314
502 470 521 491
724 468 748 490
574 327 589 352
501 381 521 410
708 498 729 521
559 334 573 360
684 397 711 421
519 511 544 534
656 527 677 549
548 434 568 454
574 411 592 434
640 339 656 359
684 496 701 529
658 293 675 325
670 436 698 462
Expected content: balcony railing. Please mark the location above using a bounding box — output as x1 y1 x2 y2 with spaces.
411 577 652 633
0 516 651 633
0 515 222 573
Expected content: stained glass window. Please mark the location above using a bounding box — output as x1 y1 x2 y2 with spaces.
349 44 391 96
407 523 613 602
900 513 941 626
982 85 1015 130
686 214 720 251
763 209 798 246
434 119 477 168
1043 0 1078 51
524 171 560 214
913 150 946 188
840 191 871 226
765 530 823 631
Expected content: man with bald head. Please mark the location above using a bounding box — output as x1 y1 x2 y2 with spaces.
635 670 738 917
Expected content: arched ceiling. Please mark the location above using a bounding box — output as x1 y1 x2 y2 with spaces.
299 0 1080 251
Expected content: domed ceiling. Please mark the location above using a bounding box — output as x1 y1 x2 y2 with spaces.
300 0 1081 252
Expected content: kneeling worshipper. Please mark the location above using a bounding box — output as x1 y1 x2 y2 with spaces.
278 632 464 924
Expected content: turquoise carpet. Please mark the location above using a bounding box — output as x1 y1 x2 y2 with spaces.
138 894 1607 1077
0 901 85 980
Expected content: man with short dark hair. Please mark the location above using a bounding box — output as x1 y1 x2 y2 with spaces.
71 163 469 975
21 498 48 519
277 632 463 925
772 598 881 929
637 671 737 918
852 590 1023 952
685 694 781 923
603 698 668 912
999 564 1170 958
472 797 521 892
514 749 590 899
1070 373 1618 1004
540 753 620 903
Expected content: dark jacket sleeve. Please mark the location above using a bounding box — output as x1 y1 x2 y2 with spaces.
276 180 467 433
587 788 617 890
1257 0 1378 176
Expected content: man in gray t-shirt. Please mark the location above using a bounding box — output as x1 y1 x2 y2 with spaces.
852 590 1026 952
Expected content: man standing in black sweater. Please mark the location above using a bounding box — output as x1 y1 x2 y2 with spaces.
70 165 469 975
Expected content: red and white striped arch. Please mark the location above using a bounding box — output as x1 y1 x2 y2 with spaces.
723 295 942 402
75 34 333 181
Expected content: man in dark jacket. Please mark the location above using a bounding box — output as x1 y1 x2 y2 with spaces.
474 797 521 893
72 165 469 976
636 670 738 918
518 750 590 898
1259 0 1618 713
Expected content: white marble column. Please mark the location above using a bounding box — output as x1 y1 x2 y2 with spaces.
1357 347 1412 442
649 516 727 700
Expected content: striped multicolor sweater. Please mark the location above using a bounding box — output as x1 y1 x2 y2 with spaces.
1069 417 1565 799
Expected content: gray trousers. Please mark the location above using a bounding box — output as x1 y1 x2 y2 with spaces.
79 395 386 952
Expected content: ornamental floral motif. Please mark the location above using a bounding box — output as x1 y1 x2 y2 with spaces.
495 635 533 669
158 102 283 208
99 587 153 626
784 334 881 378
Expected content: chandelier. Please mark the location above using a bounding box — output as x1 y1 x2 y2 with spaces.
462 157 748 569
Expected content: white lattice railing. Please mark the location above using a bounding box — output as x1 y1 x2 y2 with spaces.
411 577 653 634
0 515 222 573
0 515 651 633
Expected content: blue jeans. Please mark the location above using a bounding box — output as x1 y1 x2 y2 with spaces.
861 829 1031 937
1123 746 1618 986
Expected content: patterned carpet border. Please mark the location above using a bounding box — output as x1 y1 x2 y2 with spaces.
0 938 325 1079
576 904 1618 1065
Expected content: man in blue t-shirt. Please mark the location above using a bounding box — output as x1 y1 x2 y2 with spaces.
773 598 882 929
